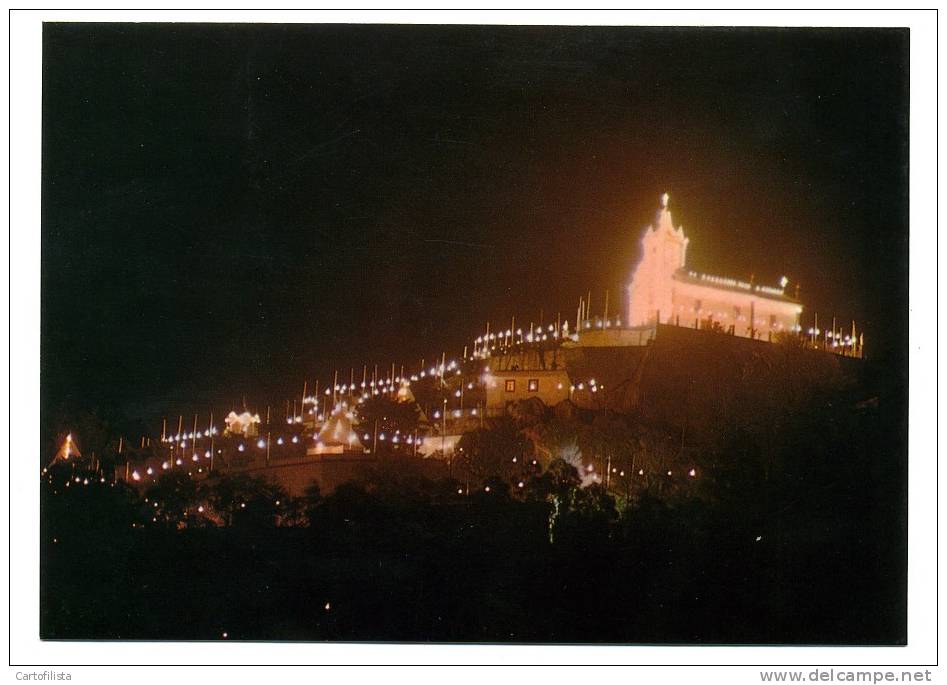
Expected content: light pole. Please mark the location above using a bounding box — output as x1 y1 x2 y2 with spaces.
372 418 379 457
441 397 447 452
442 397 448 473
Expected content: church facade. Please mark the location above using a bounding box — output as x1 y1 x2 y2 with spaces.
626 194 802 340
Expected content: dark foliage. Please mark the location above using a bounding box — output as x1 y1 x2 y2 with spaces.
41 360 905 643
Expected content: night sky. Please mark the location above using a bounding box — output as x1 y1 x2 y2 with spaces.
41 23 909 429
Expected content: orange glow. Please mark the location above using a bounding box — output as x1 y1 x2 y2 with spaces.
626 194 802 335
627 193 689 327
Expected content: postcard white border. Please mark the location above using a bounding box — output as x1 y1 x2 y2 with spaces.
6 7 939 675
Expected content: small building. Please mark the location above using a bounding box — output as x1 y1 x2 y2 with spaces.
482 368 570 416
50 433 81 466
224 410 261 437
308 401 364 456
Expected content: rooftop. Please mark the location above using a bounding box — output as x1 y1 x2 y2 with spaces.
673 270 800 304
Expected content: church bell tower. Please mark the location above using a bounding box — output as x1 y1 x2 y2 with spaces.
626 193 689 326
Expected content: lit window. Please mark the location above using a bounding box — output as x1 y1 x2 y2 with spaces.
505 379 516 393
527 379 539 392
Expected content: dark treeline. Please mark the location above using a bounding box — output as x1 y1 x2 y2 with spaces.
41 350 905 643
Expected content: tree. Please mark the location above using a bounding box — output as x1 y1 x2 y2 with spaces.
144 471 200 528
273 482 321 528
549 481 618 547
508 397 547 430
355 395 421 455
206 473 287 527
455 416 531 486
294 482 323 526
579 415 638 484
524 457 581 502
533 417 582 471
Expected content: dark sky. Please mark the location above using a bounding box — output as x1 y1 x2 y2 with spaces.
41 23 909 428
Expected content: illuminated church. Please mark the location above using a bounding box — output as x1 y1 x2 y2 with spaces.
626 194 802 339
